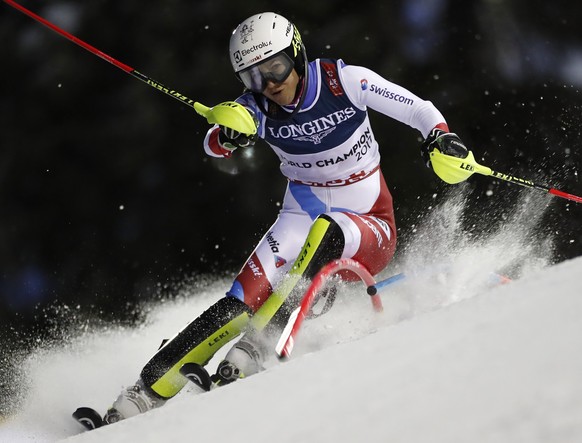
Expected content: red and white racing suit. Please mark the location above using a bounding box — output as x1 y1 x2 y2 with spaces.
204 58 448 312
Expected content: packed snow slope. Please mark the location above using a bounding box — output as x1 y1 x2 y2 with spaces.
1 191 581 442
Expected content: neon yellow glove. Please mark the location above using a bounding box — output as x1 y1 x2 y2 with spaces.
218 109 259 151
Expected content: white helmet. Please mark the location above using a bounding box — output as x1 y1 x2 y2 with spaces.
229 12 307 95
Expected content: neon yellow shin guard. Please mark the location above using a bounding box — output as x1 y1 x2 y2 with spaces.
141 297 252 398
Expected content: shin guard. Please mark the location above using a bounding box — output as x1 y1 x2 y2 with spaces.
141 296 252 398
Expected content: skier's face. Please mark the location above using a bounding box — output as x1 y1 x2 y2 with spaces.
262 68 300 106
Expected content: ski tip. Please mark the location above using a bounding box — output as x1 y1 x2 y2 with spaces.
490 272 512 285
180 362 212 392
72 407 104 431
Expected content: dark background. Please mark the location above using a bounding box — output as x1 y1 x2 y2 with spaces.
1 0 581 375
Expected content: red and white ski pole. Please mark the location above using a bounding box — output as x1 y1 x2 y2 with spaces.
3 0 200 109
4 0 257 133
430 149 582 204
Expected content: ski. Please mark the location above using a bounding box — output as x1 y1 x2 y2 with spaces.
72 407 105 431
180 362 212 392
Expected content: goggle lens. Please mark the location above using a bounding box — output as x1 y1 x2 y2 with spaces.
239 53 294 93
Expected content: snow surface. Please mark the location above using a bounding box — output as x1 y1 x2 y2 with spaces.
1 191 581 442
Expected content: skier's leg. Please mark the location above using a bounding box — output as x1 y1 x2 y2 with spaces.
215 207 396 384
225 210 311 311
104 296 252 422
140 297 253 396
213 213 346 384
104 213 311 422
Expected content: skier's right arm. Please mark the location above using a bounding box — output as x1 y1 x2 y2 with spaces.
203 95 260 158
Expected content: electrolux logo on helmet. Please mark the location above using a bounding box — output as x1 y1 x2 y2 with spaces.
241 41 273 57
369 84 414 106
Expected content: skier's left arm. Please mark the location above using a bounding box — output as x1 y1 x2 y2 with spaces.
339 63 469 177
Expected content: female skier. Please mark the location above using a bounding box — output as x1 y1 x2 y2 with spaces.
99 12 469 424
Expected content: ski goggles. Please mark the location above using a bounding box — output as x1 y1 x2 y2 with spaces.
239 52 295 93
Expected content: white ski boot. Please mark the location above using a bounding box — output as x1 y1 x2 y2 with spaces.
104 378 165 424
210 338 265 387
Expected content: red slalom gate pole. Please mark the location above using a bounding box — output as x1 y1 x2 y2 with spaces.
275 258 383 360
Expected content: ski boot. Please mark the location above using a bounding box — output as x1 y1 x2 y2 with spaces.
181 339 264 391
211 338 265 387
103 378 166 424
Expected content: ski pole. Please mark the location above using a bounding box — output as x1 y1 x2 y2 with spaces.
430 149 582 204
478 166 582 204
3 0 256 134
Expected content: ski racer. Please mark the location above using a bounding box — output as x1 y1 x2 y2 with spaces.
101 12 469 423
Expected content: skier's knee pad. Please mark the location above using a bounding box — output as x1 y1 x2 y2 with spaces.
141 296 252 398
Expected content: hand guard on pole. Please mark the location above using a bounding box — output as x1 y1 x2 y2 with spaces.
218 109 259 152
421 128 472 183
